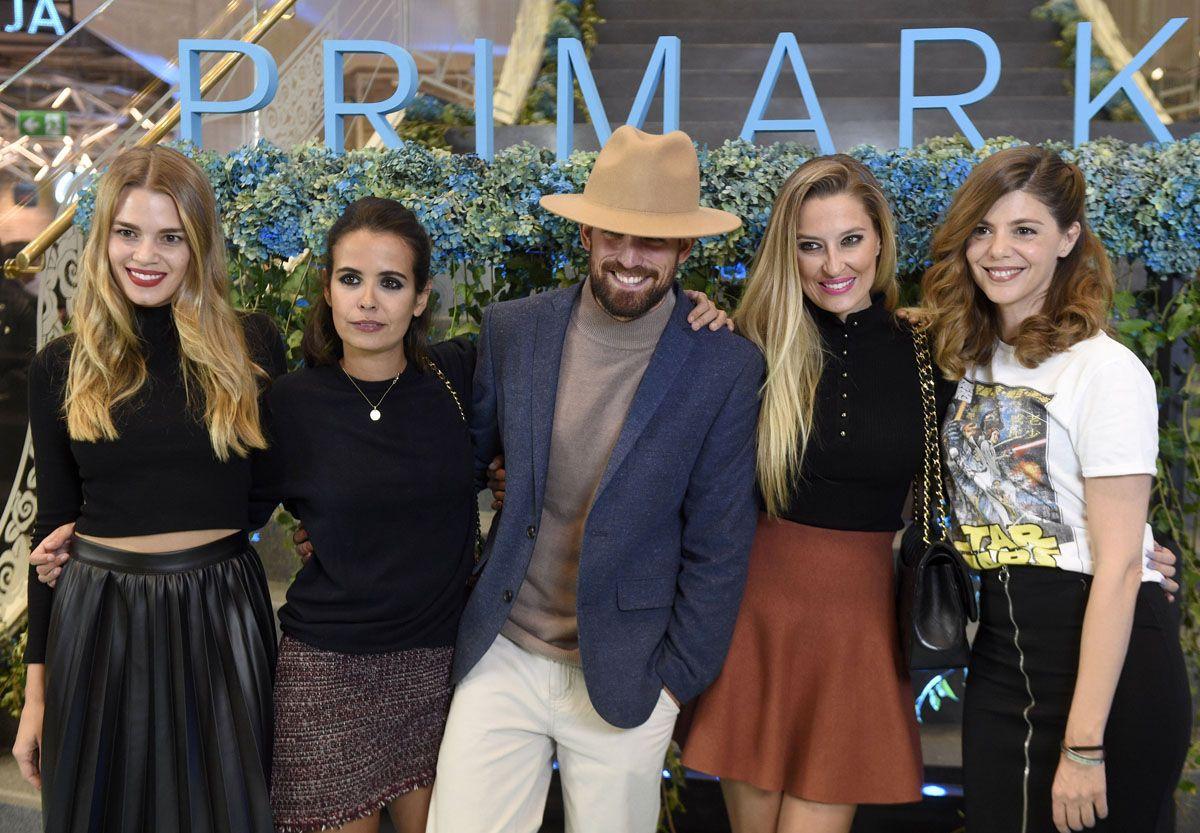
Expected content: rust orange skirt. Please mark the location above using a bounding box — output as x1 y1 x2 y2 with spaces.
682 516 922 805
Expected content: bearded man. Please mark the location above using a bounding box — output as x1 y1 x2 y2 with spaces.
427 125 763 833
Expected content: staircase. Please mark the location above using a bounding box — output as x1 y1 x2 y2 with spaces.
579 0 1194 150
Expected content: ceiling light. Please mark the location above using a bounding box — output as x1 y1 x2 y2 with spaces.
80 123 117 147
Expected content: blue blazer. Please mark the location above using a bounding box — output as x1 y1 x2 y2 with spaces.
456 282 764 729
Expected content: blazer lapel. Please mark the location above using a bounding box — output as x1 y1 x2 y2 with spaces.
529 284 580 512
593 290 694 501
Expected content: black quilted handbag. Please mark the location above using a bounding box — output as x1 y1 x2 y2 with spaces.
897 325 978 671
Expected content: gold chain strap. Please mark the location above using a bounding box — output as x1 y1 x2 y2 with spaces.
424 358 484 562
425 359 467 422
911 325 946 546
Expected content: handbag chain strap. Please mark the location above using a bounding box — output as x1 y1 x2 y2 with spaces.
424 358 484 563
911 325 946 546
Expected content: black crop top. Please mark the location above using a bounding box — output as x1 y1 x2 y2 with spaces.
778 297 955 531
25 304 286 662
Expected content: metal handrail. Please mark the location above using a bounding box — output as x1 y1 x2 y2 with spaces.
2 0 300 280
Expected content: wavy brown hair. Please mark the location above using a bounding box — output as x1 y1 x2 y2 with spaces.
734 154 899 516
921 146 1113 379
66 145 267 459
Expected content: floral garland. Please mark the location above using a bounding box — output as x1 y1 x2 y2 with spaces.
73 134 1200 280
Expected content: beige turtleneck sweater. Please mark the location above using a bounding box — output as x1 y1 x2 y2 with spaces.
501 278 676 664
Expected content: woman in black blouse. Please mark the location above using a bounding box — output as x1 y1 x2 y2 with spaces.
680 154 930 833
15 145 285 833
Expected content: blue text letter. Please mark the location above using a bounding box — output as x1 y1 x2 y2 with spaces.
739 33 833 153
1073 18 1187 145
475 39 494 161
323 40 419 154
555 36 681 161
27 0 65 35
899 28 1000 149
179 39 279 147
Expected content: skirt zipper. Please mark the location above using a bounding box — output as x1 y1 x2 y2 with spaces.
999 564 1036 833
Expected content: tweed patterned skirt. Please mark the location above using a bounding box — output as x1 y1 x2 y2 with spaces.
270 635 454 833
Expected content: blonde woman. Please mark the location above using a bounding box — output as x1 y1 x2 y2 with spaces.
681 155 931 833
12 145 285 833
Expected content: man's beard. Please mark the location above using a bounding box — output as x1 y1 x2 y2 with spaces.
588 256 675 320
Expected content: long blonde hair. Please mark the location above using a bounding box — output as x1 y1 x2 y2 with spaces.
734 154 900 516
922 146 1113 378
66 145 267 460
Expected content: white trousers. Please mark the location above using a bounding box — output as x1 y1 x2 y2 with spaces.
427 634 679 833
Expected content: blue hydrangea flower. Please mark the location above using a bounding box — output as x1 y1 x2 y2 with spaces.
69 135 1200 289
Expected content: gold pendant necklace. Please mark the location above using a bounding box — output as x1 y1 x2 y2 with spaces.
341 364 402 421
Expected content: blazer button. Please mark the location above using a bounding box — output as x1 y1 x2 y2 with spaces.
503 589 513 603
526 525 537 539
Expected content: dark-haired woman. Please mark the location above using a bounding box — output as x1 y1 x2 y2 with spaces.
923 146 1190 833
258 197 475 833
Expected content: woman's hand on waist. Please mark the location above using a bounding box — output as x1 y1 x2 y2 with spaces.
31 522 74 589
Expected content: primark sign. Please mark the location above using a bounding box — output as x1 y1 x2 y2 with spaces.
176 18 1191 160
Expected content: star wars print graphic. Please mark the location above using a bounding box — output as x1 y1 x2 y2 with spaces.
942 380 1073 571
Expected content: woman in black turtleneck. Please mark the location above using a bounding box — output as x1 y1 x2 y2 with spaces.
15 146 285 833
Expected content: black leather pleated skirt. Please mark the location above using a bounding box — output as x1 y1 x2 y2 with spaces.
40 531 277 833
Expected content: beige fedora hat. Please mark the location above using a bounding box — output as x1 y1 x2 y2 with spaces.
540 126 742 238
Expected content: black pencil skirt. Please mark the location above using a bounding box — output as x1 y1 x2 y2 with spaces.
40 531 277 833
963 567 1191 833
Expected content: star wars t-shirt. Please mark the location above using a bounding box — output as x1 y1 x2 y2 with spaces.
941 332 1160 581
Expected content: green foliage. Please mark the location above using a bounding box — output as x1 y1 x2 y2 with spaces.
1111 278 1200 766
520 0 603 124
916 672 961 719
1032 0 1137 121
658 742 687 833
396 116 460 152
0 626 25 717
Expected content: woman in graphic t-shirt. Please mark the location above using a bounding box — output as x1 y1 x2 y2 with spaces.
922 146 1191 833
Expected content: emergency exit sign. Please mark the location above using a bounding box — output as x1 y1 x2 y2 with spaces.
18 110 67 137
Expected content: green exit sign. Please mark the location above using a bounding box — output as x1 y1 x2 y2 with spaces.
18 110 67 137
